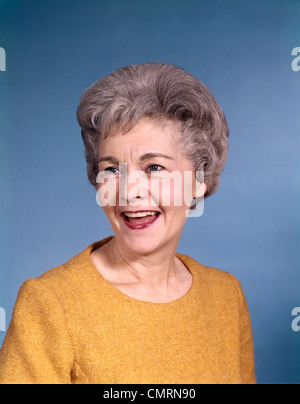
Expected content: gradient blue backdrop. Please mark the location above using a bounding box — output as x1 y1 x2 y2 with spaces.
0 0 299 384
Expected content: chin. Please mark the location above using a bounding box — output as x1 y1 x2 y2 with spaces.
117 230 165 255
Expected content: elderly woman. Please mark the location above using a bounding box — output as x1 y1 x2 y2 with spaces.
0 63 256 384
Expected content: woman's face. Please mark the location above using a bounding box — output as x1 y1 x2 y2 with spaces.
97 118 205 255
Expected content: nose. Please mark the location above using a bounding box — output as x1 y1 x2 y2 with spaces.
119 167 149 206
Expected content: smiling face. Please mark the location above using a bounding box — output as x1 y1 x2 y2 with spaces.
97 118 206 256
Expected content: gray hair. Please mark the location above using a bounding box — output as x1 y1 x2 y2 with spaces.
77 63 229 198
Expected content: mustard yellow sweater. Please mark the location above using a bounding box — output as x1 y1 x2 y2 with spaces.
0 237 256 384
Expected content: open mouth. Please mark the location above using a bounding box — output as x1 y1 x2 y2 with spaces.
121 211 161 230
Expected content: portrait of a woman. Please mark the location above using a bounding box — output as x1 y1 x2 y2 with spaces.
0 63 256 384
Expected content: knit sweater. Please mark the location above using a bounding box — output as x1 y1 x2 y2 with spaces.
0 237 256 384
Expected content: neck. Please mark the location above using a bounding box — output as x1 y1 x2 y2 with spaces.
91 236 193 303
104 237 180 289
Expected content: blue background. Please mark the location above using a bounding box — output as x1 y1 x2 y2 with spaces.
0 0 299 384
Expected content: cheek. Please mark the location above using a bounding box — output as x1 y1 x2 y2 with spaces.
96 178 118 208
102 205 123 233
151 172 193 210
101 203 116 218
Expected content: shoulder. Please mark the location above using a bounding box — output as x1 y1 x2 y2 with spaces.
177 252 238 283
18 239 112 308
177 253 246 308
35 237 113 286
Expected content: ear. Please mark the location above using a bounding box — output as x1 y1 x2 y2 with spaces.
194 179 207 199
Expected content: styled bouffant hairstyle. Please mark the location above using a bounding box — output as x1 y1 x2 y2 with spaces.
77 63 229 198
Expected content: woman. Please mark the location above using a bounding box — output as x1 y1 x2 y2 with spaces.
0 63 256 384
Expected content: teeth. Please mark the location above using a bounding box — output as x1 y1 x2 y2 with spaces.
124 211 158 218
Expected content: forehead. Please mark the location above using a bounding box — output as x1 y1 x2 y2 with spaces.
99 118 182 155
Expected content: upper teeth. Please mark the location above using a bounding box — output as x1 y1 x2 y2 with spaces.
124 211 158 218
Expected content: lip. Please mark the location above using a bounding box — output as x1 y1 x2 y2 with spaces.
121 210 161 214
121 212 162 230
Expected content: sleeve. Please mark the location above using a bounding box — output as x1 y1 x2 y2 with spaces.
0 279 75 384
231 275 257 385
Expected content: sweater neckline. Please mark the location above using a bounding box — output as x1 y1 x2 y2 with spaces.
83 236 201 308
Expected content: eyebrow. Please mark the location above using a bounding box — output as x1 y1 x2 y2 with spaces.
98 153 175 164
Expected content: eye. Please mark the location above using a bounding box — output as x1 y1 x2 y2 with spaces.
104 167 119 174
147 164 164 172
